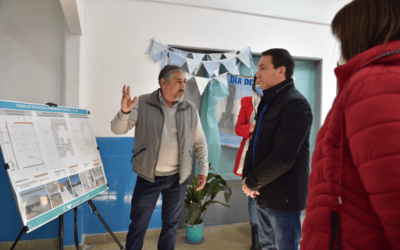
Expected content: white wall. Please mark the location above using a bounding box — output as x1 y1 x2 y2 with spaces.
0 0 65 105
149 0 352 25
81 0 345 137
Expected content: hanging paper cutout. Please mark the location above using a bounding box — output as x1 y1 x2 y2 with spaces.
186 58 202 75
215 73 229 89
169 52 186 67
237 49 252 69
203 61 219 77
209 54 222 61
221 58 236 75
193 53 206 61
194 77 210 95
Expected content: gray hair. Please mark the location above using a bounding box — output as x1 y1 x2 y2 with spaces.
158 68 185 87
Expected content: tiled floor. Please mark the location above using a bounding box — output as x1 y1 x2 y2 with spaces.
85 223 253 250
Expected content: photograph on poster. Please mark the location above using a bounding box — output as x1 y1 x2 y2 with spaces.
45 181 64 209
92 166 106 186
86 169 97 190
69 174 85 197
20 185 52 220
58 177 75 203
216 75 254 148
79 171 91 193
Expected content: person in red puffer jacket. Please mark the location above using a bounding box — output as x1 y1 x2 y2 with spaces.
301 0 400 249
234 75 263 250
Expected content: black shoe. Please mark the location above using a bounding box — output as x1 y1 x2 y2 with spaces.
250 225 261 250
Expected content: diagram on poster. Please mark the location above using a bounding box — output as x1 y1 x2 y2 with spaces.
69 114 100 165
0 100 108 232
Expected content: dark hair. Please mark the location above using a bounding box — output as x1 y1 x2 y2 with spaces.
261 49 295 79
158 65 185 86
332 0 400 62
252 75 257 92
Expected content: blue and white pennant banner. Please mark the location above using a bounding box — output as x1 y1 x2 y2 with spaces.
145 39 255 94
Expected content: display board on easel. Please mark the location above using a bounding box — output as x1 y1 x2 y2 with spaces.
0 100 108 233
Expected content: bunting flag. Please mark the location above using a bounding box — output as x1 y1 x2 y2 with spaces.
209 54 222 61
161 51 169 69
186 58 202 75
152 51 164 63
214 62 221 77
249 50 255 69
145 40 168 56
172 48 189 58
193 62 202 75
193 53 206 61
145 39 254 69
224 52 236 59
185 72 194 81
145 39 255 94
233 63 240 75
237 49 252 69
215 73 228 89
169 52 186 66
203 61 219 77
221 58 236 75
239 47 250 53
145 40 154 54
194 77 211 95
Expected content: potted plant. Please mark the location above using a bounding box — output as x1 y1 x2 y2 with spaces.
183 166 232 244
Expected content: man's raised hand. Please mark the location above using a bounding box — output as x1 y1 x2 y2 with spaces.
121 85 137 113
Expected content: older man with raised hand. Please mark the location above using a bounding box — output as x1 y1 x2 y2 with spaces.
111 65 209 250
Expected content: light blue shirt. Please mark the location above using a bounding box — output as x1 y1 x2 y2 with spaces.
159 90 182 108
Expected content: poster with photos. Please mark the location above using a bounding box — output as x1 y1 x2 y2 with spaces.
0 100 108 232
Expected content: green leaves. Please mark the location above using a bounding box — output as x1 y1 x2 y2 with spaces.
184 169 233 227
187 202 202 227
220 185 232 204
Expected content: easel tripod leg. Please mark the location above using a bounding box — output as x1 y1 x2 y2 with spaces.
88 200 124 250
59 214 64 250
10 226 26 250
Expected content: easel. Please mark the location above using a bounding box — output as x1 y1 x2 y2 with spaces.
6 102 124 250
9 199 124 250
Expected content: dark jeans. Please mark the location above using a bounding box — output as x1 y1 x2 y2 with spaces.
125 173 187 250
256 205 301 250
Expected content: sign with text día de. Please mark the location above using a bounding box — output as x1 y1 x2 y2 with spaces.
216 74 254 148
0 100 108 232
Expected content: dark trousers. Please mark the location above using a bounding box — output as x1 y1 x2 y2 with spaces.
256 205 302 250
125 173 187 250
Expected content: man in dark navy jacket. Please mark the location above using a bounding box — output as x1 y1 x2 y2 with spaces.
242 49 313 250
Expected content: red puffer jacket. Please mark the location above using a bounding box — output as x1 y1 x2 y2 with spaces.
301 40 400 249
233 96 253 176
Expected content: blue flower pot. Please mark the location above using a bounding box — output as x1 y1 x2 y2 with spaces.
185 222 204 243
